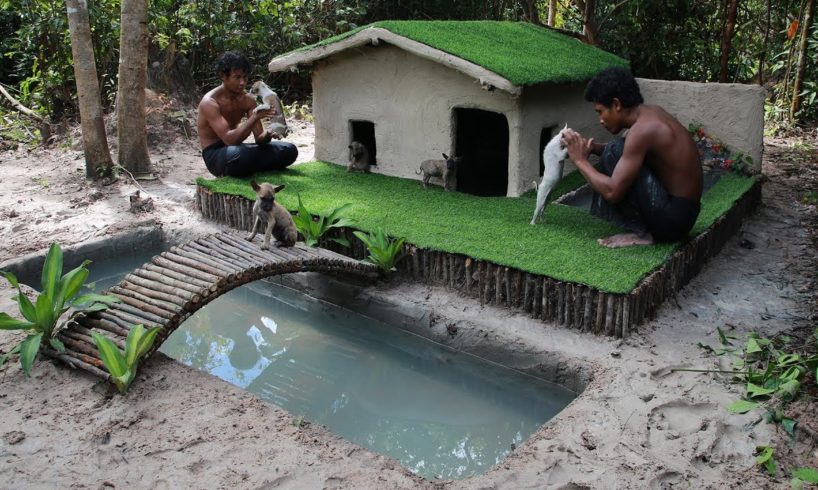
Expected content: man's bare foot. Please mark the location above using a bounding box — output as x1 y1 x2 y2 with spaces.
598 232 654 248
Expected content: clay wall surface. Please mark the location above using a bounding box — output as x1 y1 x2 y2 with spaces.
637 78 765 172
312 44 515 186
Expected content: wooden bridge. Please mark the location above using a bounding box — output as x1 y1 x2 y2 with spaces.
44 231 380 382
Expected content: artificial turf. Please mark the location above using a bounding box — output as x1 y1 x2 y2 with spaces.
197 162 756 294
282 21 629 86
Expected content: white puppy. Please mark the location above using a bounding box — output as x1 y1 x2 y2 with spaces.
249 81 289 137
530 124 569 225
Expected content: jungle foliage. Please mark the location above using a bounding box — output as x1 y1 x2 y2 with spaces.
0 0 816 127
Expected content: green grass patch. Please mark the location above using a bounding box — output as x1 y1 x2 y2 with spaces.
285 21 628 86
198 162 756 294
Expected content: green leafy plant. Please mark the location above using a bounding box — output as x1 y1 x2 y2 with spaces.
291 194 355 247
352 228 406 274
756 445 777 476
0 242 120 375
791 467 818 489
688 328 818 424
91 324 161 393
681 328 818 483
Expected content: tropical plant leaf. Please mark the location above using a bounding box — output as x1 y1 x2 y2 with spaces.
726 399 759 413
792 467 818 484
134 326 161 359
34 292 55 334
747 382 776 398
92 332 127 378
19 332 43 376
80 303 113 313
49 337 66 353
746 338 762 354
2 271 20 289
0 312 35 330
71 293 120 309
41 242 63 300
777 379 800 400
0 343 21 369
781 417 797 437
331 236 350 247
56 262 91 307
756 445 777 476
15 289 37 324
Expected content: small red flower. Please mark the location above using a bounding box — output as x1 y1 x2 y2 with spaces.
712 144 721 153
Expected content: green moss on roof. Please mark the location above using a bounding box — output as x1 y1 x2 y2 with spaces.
197 162 756 294
285 20 628 86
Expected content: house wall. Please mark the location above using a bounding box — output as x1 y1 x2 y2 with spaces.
637 78 765 172
312 44 516 185
309 45 765 197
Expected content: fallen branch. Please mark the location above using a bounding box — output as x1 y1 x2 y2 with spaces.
0 83 44 123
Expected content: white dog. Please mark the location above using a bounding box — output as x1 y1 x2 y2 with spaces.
249 81 289 137
530 124 569 225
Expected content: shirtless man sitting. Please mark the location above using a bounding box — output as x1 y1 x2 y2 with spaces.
562 67 703 248
197 51 297 178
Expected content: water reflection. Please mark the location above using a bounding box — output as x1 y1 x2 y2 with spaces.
158 280 576 480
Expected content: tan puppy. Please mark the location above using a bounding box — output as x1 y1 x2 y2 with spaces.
247 181 297 249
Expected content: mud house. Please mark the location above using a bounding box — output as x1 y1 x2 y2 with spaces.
268 21 764 197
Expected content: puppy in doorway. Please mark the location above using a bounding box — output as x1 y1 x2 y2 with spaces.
247 181 297 249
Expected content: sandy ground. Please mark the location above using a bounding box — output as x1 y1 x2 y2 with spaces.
0 109 816 489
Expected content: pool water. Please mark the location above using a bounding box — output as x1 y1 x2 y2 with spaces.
88 251 577 480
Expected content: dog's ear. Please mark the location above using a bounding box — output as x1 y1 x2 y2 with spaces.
442 153 449 160
273 184 285 193
251 180 260 192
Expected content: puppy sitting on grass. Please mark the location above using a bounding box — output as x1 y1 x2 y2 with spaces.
247 181 297 249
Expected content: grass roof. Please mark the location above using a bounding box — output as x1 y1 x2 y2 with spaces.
197 162 756 294
282 21 629 86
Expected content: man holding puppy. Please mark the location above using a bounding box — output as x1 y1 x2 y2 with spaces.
562 67 702 248
197 51 297 177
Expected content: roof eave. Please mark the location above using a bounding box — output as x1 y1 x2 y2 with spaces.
268 27 522 97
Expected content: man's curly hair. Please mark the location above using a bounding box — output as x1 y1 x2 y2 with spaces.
584 67 644 108
215 51 251 77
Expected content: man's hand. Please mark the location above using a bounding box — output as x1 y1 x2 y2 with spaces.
257 129 282 145
253 106 276 119
561 129 595 164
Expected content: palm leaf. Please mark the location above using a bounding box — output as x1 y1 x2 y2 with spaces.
92 332 127 378
41 242 63 301
0 312 35 330
19 332 43 376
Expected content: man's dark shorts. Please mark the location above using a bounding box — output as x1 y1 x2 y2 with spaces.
591 137 701 243
202 141 298 178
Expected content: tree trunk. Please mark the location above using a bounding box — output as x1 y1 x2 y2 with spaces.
791 0 815 121
582 0 599 45
719 0 740 83
548 0 557 26
116 0 152 175
521 0 542 25
65 0 113 179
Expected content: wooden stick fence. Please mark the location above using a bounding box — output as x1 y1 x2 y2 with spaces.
43 232 380 382
196 181 762 337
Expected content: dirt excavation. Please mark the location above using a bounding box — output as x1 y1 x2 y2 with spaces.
0 106 817 489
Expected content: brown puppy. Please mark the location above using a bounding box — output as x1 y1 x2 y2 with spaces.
247 181 297 249
347 140 371 173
